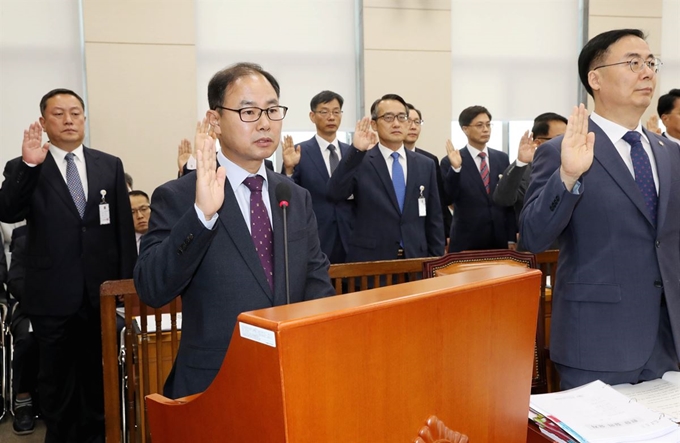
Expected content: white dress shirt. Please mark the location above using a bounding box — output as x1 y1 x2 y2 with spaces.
315 134 342 176
377 143 408 184
49 144 89 198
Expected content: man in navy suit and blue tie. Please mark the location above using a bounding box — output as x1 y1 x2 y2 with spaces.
281 90 354 263
521 29 680 389
134 63 334 399
327 94 444 262
442 106 517 252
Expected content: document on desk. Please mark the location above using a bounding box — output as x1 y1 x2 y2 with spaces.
613 372 680 423
530 380 678 443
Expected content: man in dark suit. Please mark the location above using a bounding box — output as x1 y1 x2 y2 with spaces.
441 105 516 252
281 90 354 263
327 94 444 262
134 63 335 399
657 89 680 145
404 103 451 241
521 29 680 389
0 88 137 442
493 113 567 227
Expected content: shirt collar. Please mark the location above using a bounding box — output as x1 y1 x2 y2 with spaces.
377 143 406 161
49 144 84 163
466 144 488 157
590 112 648 145
665 132 680 146
217 149 269 192
315 134 339 151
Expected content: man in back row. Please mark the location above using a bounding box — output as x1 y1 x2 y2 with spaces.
282 90 354 263
327 94 444 261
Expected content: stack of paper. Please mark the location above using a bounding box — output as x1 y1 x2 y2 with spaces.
530 379 680 442
612 372 680 423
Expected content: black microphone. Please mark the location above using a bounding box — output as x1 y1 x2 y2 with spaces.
276 183 292 304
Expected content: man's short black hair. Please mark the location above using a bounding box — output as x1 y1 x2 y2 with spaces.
129 190 149 201
124 173 134 190
578 29 646 97
657 89 680 117
532 112 568 138
405 103 422 120
310 90 344 111
207 62 280 111
40 88 85 116
459 106 491 128
370 94 408 120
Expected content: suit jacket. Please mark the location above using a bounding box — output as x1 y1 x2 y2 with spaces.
520 121 680 372
286 137 354 263
326 145 445 262
0 149 137 316
441 147 516 252
493 160 531 225
414 147 452 239
134 168 335 399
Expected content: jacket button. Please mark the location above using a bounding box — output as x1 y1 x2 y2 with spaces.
655 240 661 248
654 280 663 288
82 227 87 232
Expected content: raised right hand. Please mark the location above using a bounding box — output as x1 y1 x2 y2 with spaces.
282 135 301 175
352 117 378 151
445 139 462 169
516 130 536 163
560 104 594 191
177 138 192 173
22 121 49 165
194 118 226 220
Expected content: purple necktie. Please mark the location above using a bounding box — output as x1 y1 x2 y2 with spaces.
478 151 490 194
623 131 657 226
243 176 274 291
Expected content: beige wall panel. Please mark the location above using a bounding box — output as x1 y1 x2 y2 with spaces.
364 50 451 160
364 8 451 51
84 43 197 194
83 0 194 45
364 0 450 10
588 16 662 54
589 0 662 18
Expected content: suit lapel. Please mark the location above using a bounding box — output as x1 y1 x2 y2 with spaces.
41 152 81 220
267 171 287 306
368 146 401 214
306 138 330 181
404 149 421 213
647 129 670 230
83 147 103 220
217 176 274 304
589 120 654 227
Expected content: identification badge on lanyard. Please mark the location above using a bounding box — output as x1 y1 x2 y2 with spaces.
418 185 426 217
99 190 110 225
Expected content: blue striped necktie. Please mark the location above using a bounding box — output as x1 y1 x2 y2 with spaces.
391 152 405 212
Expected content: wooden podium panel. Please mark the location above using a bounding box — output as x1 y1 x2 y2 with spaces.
146 265 541 442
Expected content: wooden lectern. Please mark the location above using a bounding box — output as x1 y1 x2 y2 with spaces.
146 265 541 442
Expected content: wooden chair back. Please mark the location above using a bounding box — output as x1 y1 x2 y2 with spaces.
100 279 182 443
328 257 434 294
422 250 548 394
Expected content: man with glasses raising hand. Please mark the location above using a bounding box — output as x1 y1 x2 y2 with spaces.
521 29 680 389
327 94 444 262
134 62 334 399
441 105 516 252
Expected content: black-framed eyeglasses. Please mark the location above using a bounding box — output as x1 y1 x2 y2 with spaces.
131 205 151 216
215 105 288 122
314 110 343 117
593 56 662 74
466 122 493 130
408 118 424 126
376 113 408 123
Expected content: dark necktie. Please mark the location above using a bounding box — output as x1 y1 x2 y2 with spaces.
623 131 657 226
391 152 406 212
65 152 87 218
328 144 339 174
478 151 490 194
243 176 274 291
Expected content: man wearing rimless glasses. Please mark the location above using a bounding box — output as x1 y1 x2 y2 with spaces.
521 29 680 390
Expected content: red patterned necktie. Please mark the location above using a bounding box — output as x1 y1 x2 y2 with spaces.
623 131 657 226
478 151 490 194
243 176 274 290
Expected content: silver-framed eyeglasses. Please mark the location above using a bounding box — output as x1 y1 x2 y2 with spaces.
593 56 662 74
467 122 493 130
376 113 409 123
314 110 343 117
408 118 424 126
215 105 288 122
131 205 151 216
